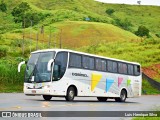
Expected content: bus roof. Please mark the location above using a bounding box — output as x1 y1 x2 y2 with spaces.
31 49 140 65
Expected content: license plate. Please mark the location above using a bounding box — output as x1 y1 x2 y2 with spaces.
32 90 36 93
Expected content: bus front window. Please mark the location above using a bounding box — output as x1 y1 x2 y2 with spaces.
25 52 55 83
25 53 39 82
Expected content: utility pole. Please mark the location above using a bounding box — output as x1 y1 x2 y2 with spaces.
36 25 39 50
40 25 44 49
30 20 33 53
48 26 51 48
59 29 62 49
54 33 56 48
22 18 25 55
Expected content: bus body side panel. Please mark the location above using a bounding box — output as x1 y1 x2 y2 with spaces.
63 68 139 98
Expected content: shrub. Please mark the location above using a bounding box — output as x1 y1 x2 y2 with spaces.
105 8 115 15
0 1 7 12
155 33 160 38
135 25 149 37
113 18 132 30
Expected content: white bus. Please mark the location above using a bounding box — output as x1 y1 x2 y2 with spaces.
18 49 142 102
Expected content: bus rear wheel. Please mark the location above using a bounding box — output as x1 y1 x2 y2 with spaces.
97 97 107 102
65 87 75 101
115 90 127 102
43 95 52 101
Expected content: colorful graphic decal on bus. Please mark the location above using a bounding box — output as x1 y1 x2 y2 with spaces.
127 79 131 86
118 77 123 87
91 73 102 91
106 78 114 92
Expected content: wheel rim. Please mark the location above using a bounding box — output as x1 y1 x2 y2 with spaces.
69 90 74 99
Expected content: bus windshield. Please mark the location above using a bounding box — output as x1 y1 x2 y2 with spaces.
25 51 55 83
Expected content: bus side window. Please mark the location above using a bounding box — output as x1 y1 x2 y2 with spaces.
82 56 94 70
88 57 94 70
134 65 140 76
69 53 82 68
118 63 127 74
95 58 102 71
107 60 113 72
128 64 134 75
113 62 117 73
82 56 89 69
53 52 68 80
101 60 107 71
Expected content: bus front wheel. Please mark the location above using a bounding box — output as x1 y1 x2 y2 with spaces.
115 89 127 102
43 95 52 101
65 87 75 101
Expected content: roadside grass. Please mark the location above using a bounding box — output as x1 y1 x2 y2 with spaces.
0 84 23 93
0 59 25 92
142 79 160 95
133 117 160 120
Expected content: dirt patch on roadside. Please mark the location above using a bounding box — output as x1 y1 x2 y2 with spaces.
142 64 160 80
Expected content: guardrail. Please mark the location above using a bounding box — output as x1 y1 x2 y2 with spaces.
142 72 160 91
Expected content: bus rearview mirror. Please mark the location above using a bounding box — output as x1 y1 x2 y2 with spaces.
47 59 54 71
18 61 25 72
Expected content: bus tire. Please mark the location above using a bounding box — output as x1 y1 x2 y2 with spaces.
115 89 127 102
97 97 107 102
43 95 52 101
65 87 75 101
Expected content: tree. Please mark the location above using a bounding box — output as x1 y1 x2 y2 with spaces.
135 26 149 37
0 0 7 12
105 8 115 15
11 2 31 25
11 2 50 27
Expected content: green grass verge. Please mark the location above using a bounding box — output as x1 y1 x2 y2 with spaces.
142 79 160 95
133 117 160 120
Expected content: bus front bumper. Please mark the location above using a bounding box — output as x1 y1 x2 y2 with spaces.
24 88 51 96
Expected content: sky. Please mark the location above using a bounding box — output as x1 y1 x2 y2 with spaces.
95 0 160 6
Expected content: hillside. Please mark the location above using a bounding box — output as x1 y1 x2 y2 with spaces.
0 0 160 93
0 0 160 36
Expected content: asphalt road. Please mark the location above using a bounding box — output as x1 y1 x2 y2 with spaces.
0 93 160 120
